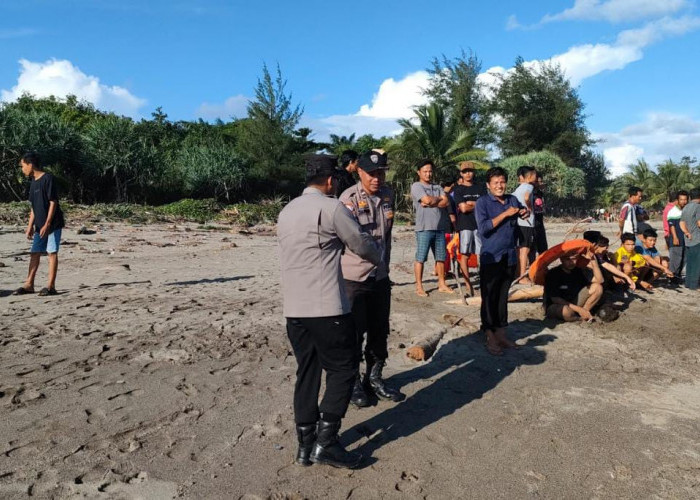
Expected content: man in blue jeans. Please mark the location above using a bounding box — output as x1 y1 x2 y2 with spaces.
14 152 65 297
411 159 453 297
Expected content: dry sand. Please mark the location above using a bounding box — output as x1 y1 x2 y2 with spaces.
0 220 699 499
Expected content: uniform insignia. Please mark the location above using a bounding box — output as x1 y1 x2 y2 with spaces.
383 197 390 202
370 154 378 163
358 200 368 209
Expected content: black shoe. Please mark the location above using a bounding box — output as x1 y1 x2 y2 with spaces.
368 360 403 402
309 420 362 469
295 424 316 466
350 375 370 408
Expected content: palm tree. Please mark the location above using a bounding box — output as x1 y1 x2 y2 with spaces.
391 103 488 181
328 133 356 156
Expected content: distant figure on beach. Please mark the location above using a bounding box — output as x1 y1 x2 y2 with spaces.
679 188 700 290
475 167 529 356
277 154 381 469
544 252 603 322
334 149 358 198
14 152 65 297
340 150 402 408
411 159 453 296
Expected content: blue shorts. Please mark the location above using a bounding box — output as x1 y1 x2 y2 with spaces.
415 230 447 263
31 228 62 254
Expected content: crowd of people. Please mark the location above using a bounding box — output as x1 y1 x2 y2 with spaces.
10 151 699 470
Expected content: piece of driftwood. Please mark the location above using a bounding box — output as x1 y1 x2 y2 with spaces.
406 315 467 362
446 285 544 307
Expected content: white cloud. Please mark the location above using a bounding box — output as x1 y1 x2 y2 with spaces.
595 112 700 176
307 71 430 141
357 71 430 119
0 28 37 39
541 0 689 24
195 94 249 120
484 16 700 88
1 58 146 117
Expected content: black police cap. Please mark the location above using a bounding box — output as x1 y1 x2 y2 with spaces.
304 153 339 178
358 151 388 173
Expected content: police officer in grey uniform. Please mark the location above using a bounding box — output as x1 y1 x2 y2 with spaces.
278 154 381 469
340 151 403 407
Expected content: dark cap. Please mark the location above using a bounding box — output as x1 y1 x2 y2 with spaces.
636 221 652 235
304 153 339 179
358 151 388 173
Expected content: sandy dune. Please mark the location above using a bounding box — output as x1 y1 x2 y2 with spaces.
0 221 698 499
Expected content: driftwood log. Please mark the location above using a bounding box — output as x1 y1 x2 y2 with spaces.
446 285 544 307
406 315 470 362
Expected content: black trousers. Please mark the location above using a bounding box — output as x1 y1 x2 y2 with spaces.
344 277 391 362
479 257 516 331
286 315 358 424
534 216 548 254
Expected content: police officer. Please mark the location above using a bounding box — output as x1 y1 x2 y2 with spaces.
340 150 403 407
278 154 381 469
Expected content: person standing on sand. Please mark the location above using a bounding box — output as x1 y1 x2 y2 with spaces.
14 152 65 297
340 151 402 408
679 188 700 290
277 154 381 469
452 161 485 297
619 186 648 236
411 160 453 296
512 165 537 284
475 167 529 356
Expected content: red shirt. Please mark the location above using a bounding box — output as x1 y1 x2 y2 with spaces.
662 202 675 237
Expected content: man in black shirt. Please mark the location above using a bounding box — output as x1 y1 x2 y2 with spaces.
452 161 485 296
544 252 603 322
334 150 359 197
14 152 65 296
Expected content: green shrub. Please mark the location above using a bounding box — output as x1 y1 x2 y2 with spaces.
155 198 222 223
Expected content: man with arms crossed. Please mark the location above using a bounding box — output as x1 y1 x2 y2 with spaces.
411 160 453 296
278 154 381 469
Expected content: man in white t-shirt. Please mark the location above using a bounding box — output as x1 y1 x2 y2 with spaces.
512 165 537 284
618 186 648 236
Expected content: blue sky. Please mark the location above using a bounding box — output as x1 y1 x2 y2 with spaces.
2 0 700 176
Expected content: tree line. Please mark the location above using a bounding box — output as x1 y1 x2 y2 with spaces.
1 52 697 212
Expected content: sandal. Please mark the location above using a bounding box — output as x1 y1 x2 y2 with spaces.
13 287 34 295
38 287 57 296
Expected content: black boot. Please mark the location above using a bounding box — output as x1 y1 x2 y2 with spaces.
295 424 316 466
349 374 370 408
368 360 403 402
309 420 362 469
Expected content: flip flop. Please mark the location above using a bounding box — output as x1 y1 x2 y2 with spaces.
38 287 57 296
13 287 34 295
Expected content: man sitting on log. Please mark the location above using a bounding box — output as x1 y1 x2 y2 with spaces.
544 251 604 322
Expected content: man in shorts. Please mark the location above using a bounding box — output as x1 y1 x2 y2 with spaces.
512 166 537 283
452 161 485 296
544 252 604 322
14 152 65 297
411 159 453 296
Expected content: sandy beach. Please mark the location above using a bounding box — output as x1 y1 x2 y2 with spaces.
1 220 699 499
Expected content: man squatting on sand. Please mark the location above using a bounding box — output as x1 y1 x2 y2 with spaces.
277 154 381 469
339 150 403 408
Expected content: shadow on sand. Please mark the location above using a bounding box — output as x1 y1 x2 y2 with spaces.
342 319 555 465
